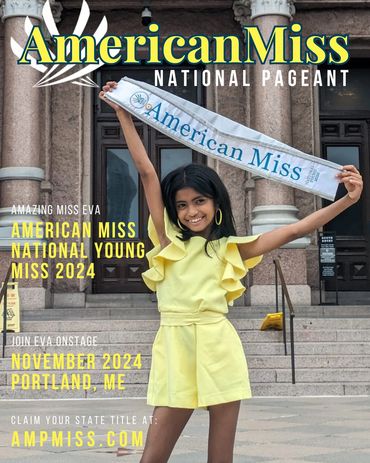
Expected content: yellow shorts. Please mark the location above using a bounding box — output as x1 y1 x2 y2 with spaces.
147 318 252 409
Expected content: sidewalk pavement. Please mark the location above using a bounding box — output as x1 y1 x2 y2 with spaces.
0 397 369 462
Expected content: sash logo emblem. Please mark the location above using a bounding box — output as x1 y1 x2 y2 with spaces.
130 92 149 109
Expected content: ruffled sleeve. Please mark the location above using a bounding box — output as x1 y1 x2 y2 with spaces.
221 235 263 305
141 209 186 291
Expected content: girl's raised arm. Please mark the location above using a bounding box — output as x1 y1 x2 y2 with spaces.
99 82 169 247
238 165 363 260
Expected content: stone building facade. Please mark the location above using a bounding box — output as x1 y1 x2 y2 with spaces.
0 0 369 310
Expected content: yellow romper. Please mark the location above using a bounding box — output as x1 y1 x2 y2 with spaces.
142 211 263 409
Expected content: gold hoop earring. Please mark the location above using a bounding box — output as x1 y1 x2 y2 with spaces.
177 219 187 231
215 208 223 226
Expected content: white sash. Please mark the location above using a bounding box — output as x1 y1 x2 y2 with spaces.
106 77 341 201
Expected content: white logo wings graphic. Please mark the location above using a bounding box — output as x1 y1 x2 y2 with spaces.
10 0 119 87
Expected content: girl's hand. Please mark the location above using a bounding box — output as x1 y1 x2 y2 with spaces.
238 164 363 259
337 165 363 203
99 81 128 115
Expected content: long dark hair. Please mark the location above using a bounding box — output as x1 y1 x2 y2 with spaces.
161 164 236 254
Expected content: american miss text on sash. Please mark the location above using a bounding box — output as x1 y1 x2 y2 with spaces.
106 78 341 201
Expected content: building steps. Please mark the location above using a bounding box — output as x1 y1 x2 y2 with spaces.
1 307 370 399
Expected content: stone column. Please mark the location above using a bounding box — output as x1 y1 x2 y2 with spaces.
234 0 311 305
0 0 60 309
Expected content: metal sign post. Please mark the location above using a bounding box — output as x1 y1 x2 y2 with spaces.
318 231 338 305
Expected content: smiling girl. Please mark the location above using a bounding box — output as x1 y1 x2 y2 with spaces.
100 81 363 463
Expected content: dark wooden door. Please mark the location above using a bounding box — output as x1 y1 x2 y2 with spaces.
93 66 204 293
321 119 370 291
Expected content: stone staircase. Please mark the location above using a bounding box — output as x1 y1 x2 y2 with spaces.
1 304 370 399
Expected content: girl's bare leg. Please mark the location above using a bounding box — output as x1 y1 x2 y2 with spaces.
207 400 241 463
140 406 194 463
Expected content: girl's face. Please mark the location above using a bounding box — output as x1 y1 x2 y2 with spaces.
175 187 216 238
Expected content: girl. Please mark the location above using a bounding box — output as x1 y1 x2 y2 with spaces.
100 81 363 463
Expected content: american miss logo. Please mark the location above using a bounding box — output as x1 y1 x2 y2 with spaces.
13 1 350 88
137 95 302 182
